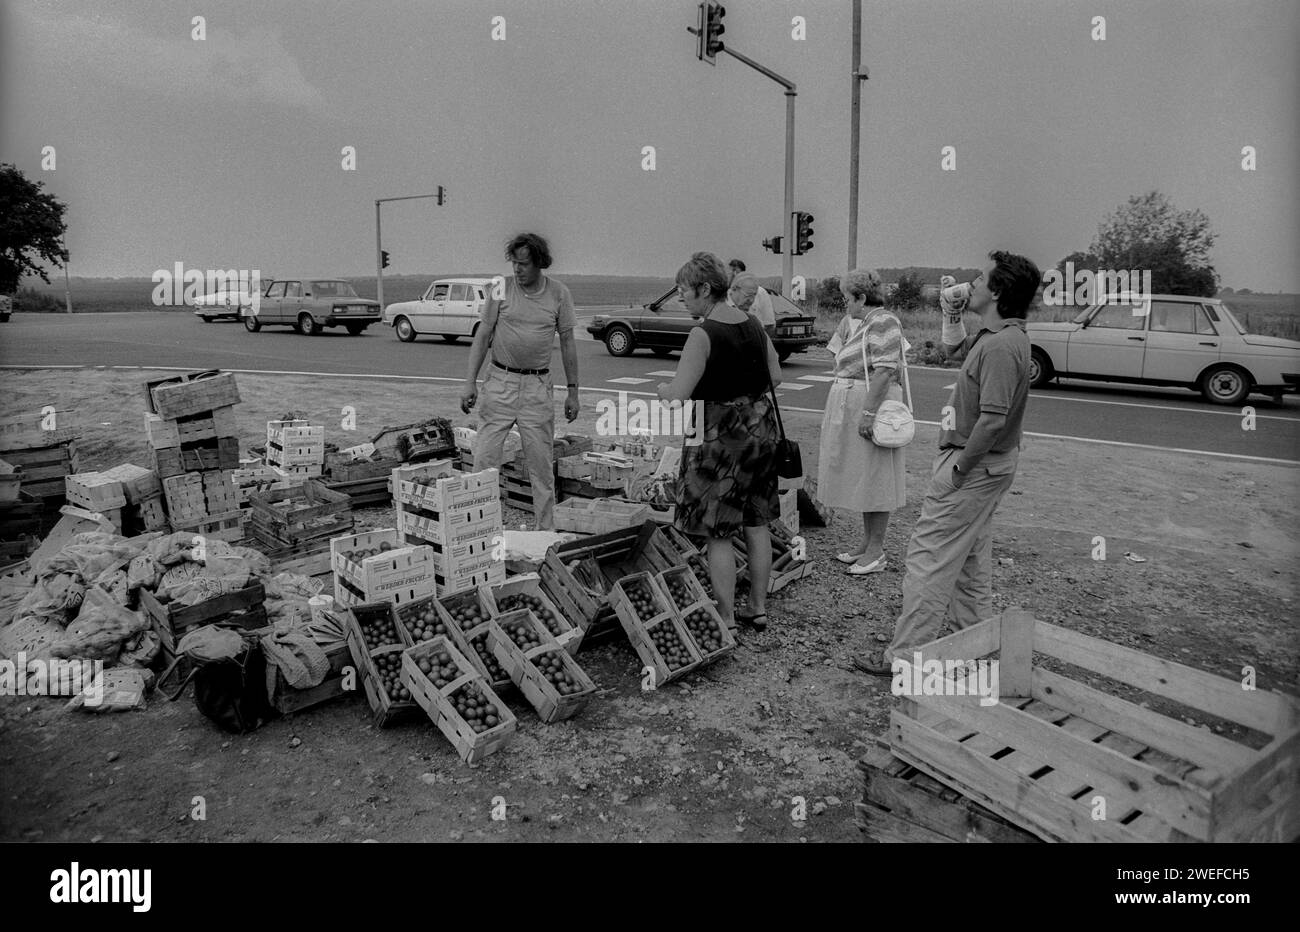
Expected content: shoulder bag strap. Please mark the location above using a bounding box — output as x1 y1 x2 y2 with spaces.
759 318 788 441
860 311 913 412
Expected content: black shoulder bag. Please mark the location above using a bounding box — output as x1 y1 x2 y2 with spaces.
759 319 803 479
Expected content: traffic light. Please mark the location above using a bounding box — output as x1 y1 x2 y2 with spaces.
697 2 725 65
762 236 783 255
793 212 814 255
381 250 390 270
436 186 445 206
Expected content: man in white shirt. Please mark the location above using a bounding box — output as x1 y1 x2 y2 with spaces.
728 271 776 338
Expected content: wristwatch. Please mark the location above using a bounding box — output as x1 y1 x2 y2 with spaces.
567 382 579 389
952 462 966 477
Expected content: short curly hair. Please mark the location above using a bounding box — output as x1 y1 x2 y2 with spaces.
504 232 552 270
844 268 884 304
676 252 730 301
987 250 1042 319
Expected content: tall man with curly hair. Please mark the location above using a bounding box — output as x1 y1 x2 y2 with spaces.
855 250 1042 675
461 232 580 530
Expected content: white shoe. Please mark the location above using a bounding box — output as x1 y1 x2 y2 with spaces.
835 551 867 565
846 555 887 576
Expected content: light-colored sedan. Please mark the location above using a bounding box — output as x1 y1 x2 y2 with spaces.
1028 294 1300 405
383 277 495 343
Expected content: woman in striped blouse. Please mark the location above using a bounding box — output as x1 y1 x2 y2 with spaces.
816 268 907 575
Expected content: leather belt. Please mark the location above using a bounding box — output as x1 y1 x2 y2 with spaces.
492 360 549 376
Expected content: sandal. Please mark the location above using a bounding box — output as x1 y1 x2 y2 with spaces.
737 612 768 631
850 649 893 676
835 551 867 565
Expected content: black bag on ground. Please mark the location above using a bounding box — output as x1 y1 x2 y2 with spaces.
191 638 276 734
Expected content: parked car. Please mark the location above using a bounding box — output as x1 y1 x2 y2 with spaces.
1027 294 1300 405
193 286 252 322
587 286 819 361
382 277 494 343
242 279 380 335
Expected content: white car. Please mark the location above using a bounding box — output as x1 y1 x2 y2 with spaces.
193 288 253 322
1028 294 1300 405
383 277 495 343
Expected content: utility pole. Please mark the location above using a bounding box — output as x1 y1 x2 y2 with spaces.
375 188 445 309
62 240 72 313
848 0 869 273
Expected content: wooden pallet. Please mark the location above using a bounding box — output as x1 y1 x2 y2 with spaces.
144 370 241 420
888 609 1300 843
144 406 238 450
486 609 597 723
400 636 517 763
855 740 1039 843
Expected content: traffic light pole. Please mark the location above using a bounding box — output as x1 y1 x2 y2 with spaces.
716 44 796 299
375 190 444 310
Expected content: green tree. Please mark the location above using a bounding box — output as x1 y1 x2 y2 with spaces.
887 271 925 309
1085 191 1218 296
0 163 69 294
814 275 845 314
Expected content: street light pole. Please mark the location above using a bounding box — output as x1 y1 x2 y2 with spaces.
375 190 445 309
849 0 865 273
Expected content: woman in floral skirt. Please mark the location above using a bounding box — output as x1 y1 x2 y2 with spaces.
658 253 782 631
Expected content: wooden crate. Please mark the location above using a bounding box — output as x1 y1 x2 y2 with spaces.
393 464 495 514
888 609 1300 843
486 609 597 723
171 510 244 543
330 528 435 607
99 463 161 503
610 572 702 687
0 491 44 540
343 602 420 727
152 437 241 480
460 614 515 693
145 370 241 420
393 593 481 676
3 440 79 500
580 452 635 490
855 740 1039 843
778 488 800 536
126 493 169 534
395 497 502 548
267 419 323 447
162 472 206 523
554 498 649 535
262 536 334 578
0 469 20 503
0 408 78 452
144 406 237 450
140 580 267 659
326 455 401 484
401 636 517 763
323 474 391 508
270 643 353 715
656 566 734 665
247 480 352 548
481 572 581 655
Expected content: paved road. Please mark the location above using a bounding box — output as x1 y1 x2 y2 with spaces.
3 311 1298 463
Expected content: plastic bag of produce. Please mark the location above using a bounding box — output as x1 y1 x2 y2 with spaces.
0 577 35 629
11 574 85 629
0 615 65 664
49 586 148 663
118 629 161 668
126 552 163 592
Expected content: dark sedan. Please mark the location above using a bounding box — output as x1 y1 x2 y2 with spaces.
587 287 819 361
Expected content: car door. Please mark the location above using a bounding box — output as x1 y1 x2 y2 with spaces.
262 281 286 322
1066 300 1148 378
421 282 450 334
446 283 472 334
282 281 304 325
467 285 488 336
642 291 696 349
1142 300 1220 384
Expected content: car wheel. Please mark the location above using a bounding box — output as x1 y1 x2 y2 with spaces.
243 315 261 333
395 317 416 342
442 334 460 344
1029 348 1054 388
777 349 793 362
651 347 674 357
200 315 214 323
345 323 366 336
604 325 635 357
1199 364 1251 406
299 313 321 336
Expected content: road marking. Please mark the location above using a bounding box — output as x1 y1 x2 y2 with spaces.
777 382 812 391
1025 391 1300 423
646 370 678 377
6 365 1295 466
608 377 652 385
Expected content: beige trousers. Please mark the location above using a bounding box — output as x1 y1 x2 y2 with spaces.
474 367 556 530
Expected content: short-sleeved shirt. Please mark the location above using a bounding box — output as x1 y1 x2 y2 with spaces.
826 308 904 380
749 287 776 328
490 276 576 370
940 317 1030 454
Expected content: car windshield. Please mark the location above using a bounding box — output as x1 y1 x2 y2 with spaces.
1216 302 1248 335
311 281 358 298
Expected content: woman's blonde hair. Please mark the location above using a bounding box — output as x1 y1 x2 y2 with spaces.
844 268 884 304
676 252 731 300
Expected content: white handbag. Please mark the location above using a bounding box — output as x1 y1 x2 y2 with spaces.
861 316 915 448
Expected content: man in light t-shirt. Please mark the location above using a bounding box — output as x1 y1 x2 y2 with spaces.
461 232 580 529
728 271 776 338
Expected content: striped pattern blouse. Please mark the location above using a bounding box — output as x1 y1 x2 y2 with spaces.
826 308 905 380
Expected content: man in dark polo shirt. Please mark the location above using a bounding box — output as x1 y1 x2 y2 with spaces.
460 232 580 530
855 250 1041 675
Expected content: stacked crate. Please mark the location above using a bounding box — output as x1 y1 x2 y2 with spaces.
0 409 81 505
266 420 324 478
64 471 128 530
143 371 243 541
392 462 505 595
101 463 167 534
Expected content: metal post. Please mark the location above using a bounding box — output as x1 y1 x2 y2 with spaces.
848 0 862 273
63 254 72 313
375 200 384 310
783 90 795 299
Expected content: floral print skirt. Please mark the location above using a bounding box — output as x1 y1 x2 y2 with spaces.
675 395 781 538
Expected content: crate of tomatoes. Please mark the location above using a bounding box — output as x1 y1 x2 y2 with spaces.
486 608 597 723
610 572 702 689
435 586 513 692
343 601 421 726
481 573 582 655
401 636 517 763
656 565 735 666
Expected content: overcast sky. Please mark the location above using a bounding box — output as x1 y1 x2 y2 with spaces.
2 0 1296 291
